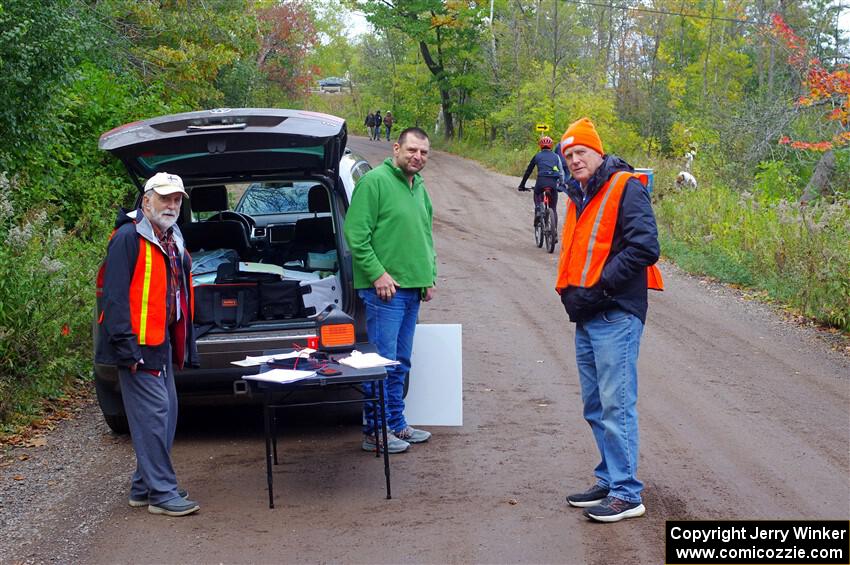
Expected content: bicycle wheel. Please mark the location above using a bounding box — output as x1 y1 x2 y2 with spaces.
545 208 557 253
534 206 544 248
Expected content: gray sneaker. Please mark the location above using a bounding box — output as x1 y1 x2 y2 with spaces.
147 496 200 517
362 431 409 453
394 426 431 444
129 488 188 508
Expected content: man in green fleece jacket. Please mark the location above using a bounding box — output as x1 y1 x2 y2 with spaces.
344 127 437 453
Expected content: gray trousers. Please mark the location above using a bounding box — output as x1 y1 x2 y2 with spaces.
118 347 180 505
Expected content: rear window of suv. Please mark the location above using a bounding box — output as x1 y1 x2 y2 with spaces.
235 181 318 215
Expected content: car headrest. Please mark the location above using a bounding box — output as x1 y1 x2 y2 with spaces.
190 185 228 212
308 185 330 213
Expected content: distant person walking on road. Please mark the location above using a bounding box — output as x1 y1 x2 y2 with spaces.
383 111 394 141
365 112 375 138
556 117 663 523
95 172 200 517
344 127 437 454
373 110 383 141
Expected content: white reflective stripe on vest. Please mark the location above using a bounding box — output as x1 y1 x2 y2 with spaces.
579 171 628 287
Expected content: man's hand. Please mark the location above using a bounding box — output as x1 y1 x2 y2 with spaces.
130 362 138 374
373 272 399 301
422 286 436 302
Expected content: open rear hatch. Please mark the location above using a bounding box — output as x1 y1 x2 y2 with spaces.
98 108 348 192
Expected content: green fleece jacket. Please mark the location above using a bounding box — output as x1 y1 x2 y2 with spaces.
344 158 437 289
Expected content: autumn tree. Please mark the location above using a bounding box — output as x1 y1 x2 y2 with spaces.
0 0 97 172
771 13 849 201
256 0 318 100
350 0 487 138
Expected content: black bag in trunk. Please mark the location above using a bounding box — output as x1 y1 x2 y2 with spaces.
259 280 304 320
194 282 259 329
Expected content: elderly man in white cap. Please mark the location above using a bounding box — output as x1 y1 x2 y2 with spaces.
95 172 200 516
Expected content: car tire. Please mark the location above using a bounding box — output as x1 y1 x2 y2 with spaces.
94 376 130 434
103 412 130 435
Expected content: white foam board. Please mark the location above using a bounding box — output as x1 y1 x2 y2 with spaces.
405 324 463 427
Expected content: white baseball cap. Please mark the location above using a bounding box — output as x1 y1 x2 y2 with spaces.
144 172 189 198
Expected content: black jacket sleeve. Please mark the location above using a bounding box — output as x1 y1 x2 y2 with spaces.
519 155 537 187
600 178 660 290
101 226 143 366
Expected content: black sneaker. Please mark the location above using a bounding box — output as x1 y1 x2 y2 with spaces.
583 496 646 523
566 484 609 508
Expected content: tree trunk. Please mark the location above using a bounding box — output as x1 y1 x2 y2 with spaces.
800 150 835 203
419 40 455 138
646 17 663 155
702 0 717 103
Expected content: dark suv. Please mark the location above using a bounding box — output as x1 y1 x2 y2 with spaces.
94 108 370 433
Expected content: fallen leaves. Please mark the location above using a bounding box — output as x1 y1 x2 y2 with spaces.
0 379 93 448
24 437 47 448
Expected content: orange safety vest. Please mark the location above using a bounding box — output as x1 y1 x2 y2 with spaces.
556 171 664 291
97 234 170 347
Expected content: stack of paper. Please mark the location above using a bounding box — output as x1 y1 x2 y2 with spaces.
338 351 400 369
230 349 316 367
239 262 284 277
242 369 315 384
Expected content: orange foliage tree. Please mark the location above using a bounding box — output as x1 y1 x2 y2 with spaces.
770 14 850 151
257 1 318 98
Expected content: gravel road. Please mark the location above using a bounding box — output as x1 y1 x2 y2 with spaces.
1 136 847 564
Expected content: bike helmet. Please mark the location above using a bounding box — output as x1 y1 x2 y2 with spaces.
538 136 553 149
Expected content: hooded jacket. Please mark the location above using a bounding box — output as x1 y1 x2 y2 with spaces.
559 155 660 323
95 208 199 371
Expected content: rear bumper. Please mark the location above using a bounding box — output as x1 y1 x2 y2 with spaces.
94 332 370 403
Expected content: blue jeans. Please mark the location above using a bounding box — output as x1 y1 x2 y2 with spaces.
385 125 392 141
358 288 420 434
574 308 644 503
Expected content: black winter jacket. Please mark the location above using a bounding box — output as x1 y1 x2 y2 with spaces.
95 208 199 370
560 155 660 324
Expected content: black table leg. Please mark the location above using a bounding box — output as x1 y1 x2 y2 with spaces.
272 411 279 465
264 389 274 509
371 382 381 458
378 379 391 499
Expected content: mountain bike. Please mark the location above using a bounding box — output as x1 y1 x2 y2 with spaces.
522 185 557 253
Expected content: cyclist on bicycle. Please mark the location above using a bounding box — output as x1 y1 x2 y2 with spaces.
518 135 564 239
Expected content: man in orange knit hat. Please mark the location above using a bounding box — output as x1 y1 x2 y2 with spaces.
556 117 663 522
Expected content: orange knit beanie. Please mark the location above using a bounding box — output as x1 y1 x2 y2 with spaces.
560 117 604 156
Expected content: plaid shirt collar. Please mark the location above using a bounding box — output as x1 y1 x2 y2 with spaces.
154 226 180 325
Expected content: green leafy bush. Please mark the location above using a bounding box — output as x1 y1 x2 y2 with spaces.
754 160 801 202
657 179 850 331
0 173 101 429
